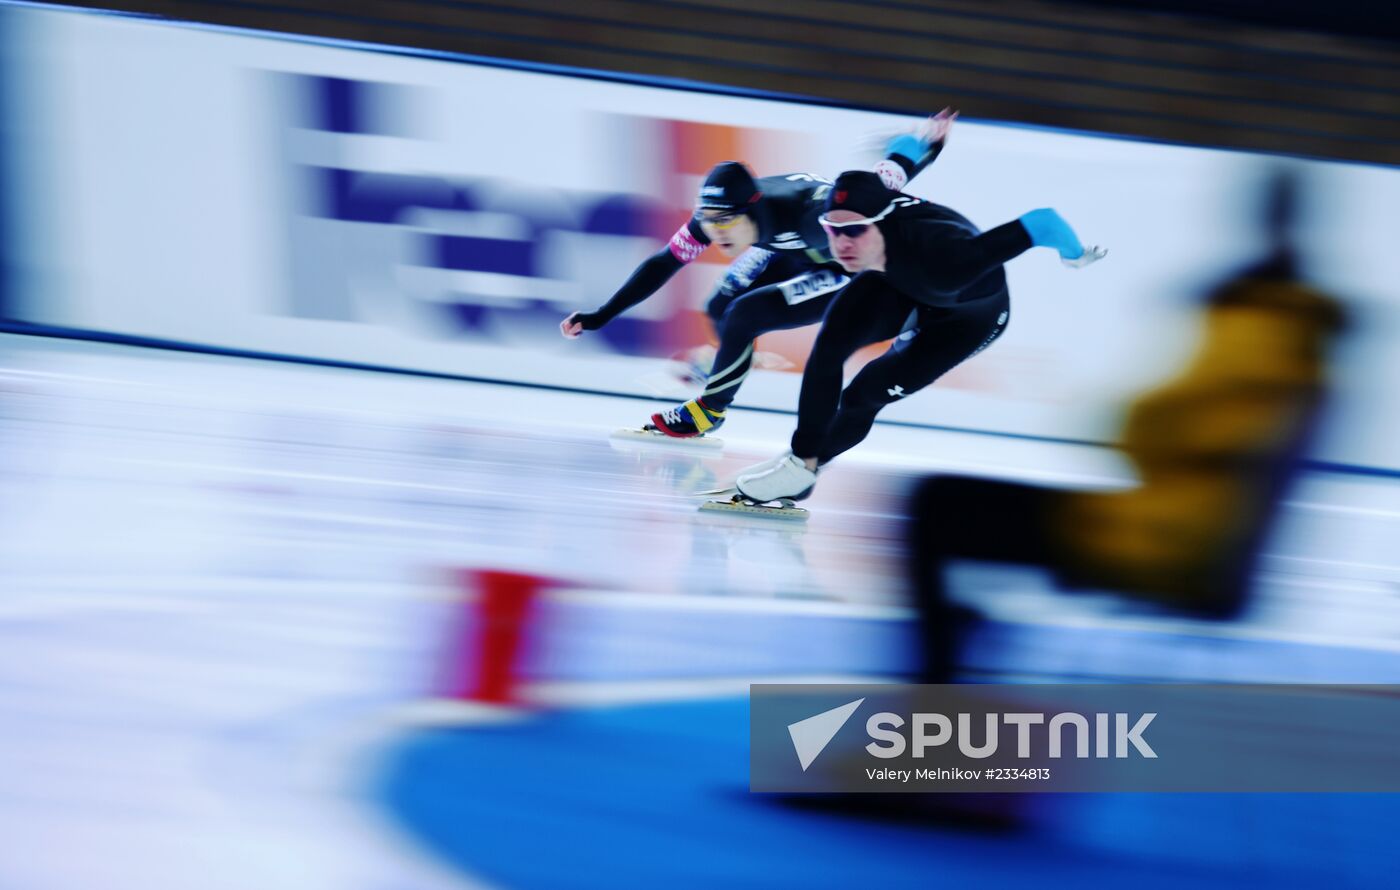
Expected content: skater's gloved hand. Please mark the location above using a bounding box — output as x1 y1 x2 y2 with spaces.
560 311 603 338
886 107 957 164
1062 245 1108 268
919 106 958 146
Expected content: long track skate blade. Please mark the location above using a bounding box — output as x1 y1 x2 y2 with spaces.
611 427 724 449
690 485 738 498
699 496 809 522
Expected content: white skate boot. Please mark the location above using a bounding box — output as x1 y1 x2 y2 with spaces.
699 452 816 521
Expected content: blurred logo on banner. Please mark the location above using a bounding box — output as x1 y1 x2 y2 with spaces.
272 73 813 362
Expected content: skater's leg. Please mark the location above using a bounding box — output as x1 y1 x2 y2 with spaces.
789 273 913 461
817 294 1009 465
702 265 847 412
906 475 1055 682
704 247 779 324
652 259 842 439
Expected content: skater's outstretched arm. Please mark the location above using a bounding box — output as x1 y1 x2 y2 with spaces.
561 219 712 338
910 218 1035 292
911 208 1104 294
1018 208 1107 267
873 107 957 191
561 248 684 337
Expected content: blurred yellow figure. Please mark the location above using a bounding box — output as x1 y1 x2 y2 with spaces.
1054 263 1346 611
907 170 1347 681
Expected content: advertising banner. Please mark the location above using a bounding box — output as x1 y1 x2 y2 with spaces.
2 5 1397 468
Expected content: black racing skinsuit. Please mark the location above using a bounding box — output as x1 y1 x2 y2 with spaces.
789 196 1035 463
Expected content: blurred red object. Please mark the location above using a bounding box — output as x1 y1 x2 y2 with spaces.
444 568 553 704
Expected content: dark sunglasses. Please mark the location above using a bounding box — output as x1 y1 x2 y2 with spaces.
818 203 893 240
821 221 873 239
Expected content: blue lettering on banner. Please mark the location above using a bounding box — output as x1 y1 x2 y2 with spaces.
319 77 368 135
313 167 471 225
432 235 535 278
280 73 674 355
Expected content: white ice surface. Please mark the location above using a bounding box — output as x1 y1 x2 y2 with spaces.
2 335 1400 888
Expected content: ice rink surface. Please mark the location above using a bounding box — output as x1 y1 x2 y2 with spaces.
3 335 1400 888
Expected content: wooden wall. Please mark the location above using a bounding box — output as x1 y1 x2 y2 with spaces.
57 0 1400 165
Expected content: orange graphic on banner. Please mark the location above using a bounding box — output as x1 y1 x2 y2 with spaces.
653 117 900 374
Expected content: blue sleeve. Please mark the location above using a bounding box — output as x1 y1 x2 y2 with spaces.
1018 208 1085 260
